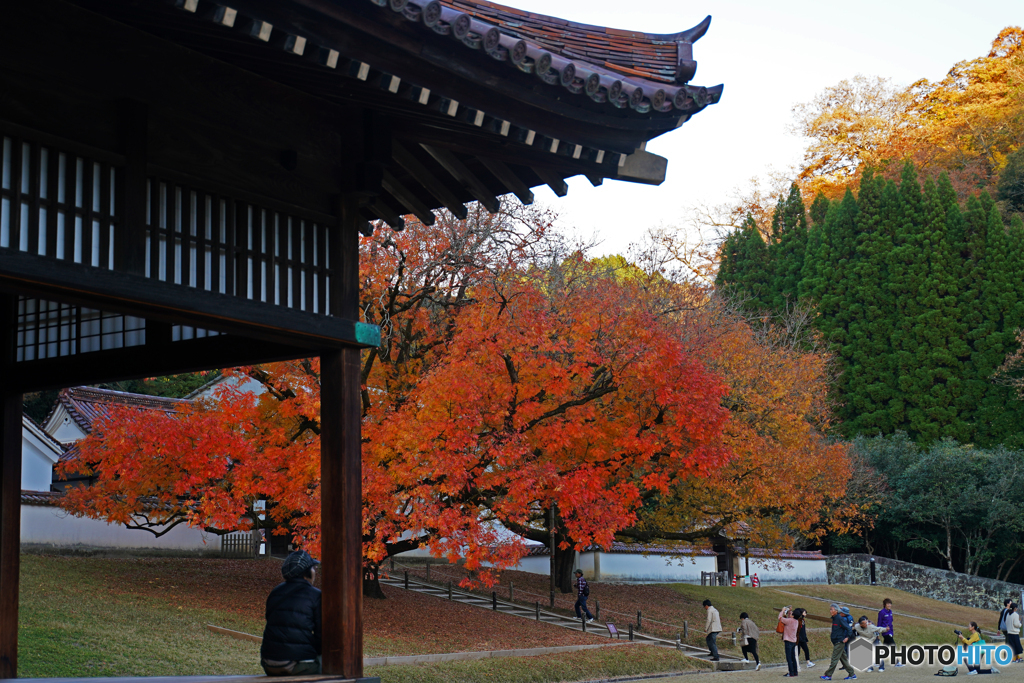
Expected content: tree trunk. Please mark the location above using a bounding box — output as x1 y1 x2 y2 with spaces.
554 543 576 594
363 561 387 599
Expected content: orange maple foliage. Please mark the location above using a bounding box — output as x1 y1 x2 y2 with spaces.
58 205 852 589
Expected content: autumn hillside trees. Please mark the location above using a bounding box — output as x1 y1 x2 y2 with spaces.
792 27 1024 204
61 203 853 596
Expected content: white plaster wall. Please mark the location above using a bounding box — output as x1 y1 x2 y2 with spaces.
45 405 88 444
21 504 213 551
22 434 57 491
748 558 827 584
591 552 719 582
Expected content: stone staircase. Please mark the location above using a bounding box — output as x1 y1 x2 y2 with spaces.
379 573 754 671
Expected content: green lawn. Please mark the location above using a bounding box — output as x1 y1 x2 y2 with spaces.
17 555 1001 681
19 555 262 677
665 584 991 665
370 645 709 683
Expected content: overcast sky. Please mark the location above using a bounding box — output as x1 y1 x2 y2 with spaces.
505 0 1018 256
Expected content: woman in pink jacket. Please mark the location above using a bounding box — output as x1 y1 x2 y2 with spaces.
780 606 800 677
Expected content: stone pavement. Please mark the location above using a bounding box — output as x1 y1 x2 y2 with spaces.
647 660 1024 683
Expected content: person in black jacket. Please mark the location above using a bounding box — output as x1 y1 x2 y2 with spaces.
821 604 856 681
261 550 322 675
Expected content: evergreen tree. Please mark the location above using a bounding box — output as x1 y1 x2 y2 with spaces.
768 184 808 310
716 215 772 310
843 171 896 434
809 192 830 227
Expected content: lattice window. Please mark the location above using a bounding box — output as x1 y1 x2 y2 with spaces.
1 136 117 268
16 297 146 361
146 177 334 314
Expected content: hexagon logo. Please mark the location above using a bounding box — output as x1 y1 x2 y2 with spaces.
849 638 875 671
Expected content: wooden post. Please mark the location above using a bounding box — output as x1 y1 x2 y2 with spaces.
448 581 452 600
595 599 600 620
509 581 513 602
115 100 148 276
0 295 21 679
536 601 540 621
549 504 556 604
628 623 634 641
491 591 497 610
425 562 430 582
684 620 688 640
404 570 409 590
320 193 363 679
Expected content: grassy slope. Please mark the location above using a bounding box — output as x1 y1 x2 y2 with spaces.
17 555 649 679
401 565 999 665
19 555 1000 680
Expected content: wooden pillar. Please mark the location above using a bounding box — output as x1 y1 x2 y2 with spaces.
320 194 363 679
0 294 21 679
115 100 148 276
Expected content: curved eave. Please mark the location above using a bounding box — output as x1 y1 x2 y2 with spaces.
177 0 722 155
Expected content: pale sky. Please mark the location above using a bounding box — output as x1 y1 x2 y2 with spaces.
506 0 1019 256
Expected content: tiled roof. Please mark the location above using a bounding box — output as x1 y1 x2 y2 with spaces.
375 0 721 115
21 490 63 506
523 543 825 560
444 0 705 85
22 414 66 455
21 489 178 512
50 387 189 435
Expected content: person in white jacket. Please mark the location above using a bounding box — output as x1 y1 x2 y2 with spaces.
853 617 888 672
1006 603 1022 664
703 599 722 661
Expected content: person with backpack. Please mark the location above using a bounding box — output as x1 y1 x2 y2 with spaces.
573 569 594 623
820 603 856 681
704 599 722 661
739 612 762 670
794 608 814 669
998 599 1012 642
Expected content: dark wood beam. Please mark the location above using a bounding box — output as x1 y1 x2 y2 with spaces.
366 198 405 231
0 295 20 680
115 100 148 275
8 335 313 394
421 144 500 214
392 141 468 219
321 194 363 679
0 249 379 350
382 170 436 226
477 157 534 206
533 167 569 197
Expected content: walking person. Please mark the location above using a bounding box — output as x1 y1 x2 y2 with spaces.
820 604 856 681
998 599 1013 643
780 606 800 677
260 550 322 676
794 608 814 669
703 599 722 661
739 612 762 670
877 599 905 668
853 616 888 672
573 569 594 623
1005 603 1023 664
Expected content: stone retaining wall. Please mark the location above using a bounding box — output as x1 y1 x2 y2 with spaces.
827 554 1024 611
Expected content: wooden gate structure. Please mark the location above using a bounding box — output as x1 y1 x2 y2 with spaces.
0 0 721 679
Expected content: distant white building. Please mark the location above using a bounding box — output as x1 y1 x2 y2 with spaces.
20 387 212 554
